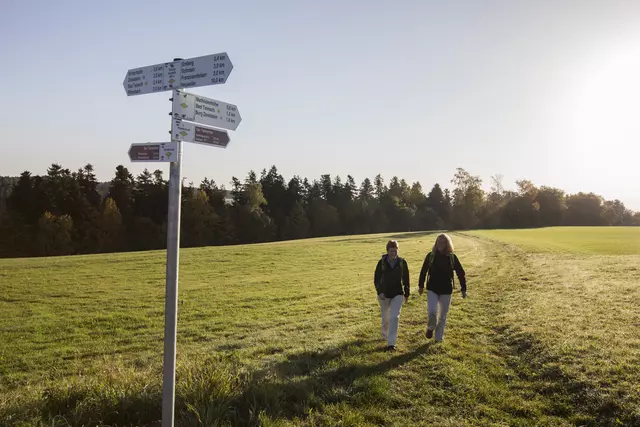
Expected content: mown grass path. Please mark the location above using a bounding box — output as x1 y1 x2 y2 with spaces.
1 229 638 426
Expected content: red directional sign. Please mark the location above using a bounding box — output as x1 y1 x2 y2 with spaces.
172 120 230 148
128 142 178 162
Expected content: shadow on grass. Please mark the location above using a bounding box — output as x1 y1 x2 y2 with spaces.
386 230 441 241
229 340 432 425
327 237 385 244
7 328 636 426
328 230 439 245
1 339 431 427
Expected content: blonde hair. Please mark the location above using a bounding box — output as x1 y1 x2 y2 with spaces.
386 240 399 250
433 233 454 255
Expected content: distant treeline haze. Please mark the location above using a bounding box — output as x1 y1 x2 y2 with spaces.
0 164 637 258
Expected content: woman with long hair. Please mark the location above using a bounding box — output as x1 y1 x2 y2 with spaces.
418 233 467 342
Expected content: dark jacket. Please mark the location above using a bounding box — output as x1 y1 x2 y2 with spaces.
374 255 410 298
418 251 466 295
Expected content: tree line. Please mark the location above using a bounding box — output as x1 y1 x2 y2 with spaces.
0 164 638 258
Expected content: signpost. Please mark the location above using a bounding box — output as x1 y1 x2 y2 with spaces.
123 53 233 96
162 113 182 427
128 142 178 162
172 119 230 148
123 53 241 427
172 91 241 131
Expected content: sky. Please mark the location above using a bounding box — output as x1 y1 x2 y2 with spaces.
1 0 640 209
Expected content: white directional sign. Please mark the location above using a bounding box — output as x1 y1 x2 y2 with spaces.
123 53 233 96
128 142 178 162
172 91 241 131
172 120 230 148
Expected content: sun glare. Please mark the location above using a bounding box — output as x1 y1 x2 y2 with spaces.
562 35 640 161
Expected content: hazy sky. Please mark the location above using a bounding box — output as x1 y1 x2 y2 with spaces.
1 0 639 209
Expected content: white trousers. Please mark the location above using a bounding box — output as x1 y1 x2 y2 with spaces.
427 290 452 342
378 295 404 346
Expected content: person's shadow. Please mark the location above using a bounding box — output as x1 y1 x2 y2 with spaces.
225 339 434 425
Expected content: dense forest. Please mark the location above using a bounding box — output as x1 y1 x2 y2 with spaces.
0 164 637 258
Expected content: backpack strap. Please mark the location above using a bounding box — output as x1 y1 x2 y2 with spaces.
428 250 436 269
427 250 435 283
450 253 455 288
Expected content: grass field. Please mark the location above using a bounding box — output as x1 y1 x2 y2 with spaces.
1 227 639 426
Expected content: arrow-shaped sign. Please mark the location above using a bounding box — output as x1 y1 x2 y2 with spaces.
129 142 178 162
123 53 233 96
172 120 230 148
172 91 242 131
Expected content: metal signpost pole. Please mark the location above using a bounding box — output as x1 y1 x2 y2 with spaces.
162 83 184 427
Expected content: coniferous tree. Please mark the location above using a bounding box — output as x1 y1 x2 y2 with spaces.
98 198 125 253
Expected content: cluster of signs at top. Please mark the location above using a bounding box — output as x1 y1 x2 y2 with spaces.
124 52 241 162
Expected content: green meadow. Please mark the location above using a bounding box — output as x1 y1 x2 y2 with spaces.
1 227 639 426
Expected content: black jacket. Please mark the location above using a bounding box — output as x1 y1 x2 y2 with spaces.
418 251 466 295
374 255 410 298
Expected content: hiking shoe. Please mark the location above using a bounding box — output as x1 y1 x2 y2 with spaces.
426 329 434 339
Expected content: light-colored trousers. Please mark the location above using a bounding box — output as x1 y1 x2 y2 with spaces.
378 294 404 346
427 290 452 342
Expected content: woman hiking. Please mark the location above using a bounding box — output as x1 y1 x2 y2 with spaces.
418 233 467 343
374 240 410 351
